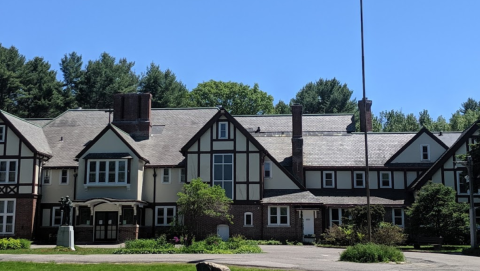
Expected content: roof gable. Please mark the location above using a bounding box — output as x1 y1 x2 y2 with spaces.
408 121 480 191
181 109 306 190
0 110 52 157
75 124 149 162
385 127 448 165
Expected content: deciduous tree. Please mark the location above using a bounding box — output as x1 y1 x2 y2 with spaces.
274 100 291 114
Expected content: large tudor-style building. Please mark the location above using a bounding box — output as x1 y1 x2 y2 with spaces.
0 93 478 243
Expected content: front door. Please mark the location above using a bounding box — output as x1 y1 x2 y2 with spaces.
95 212 118 241
303 210 315 237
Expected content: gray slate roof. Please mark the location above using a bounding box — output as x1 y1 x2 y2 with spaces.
433 132 461 147
42 108 218 167
235 114 355 133
257 133 416 167
1 111 52 156
262 190 322 204
316 196 404 206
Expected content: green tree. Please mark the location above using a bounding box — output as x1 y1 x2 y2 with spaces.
59 52 83 109
404 113 420 132
406 182 469 244
274 100 291 114
450 110 480 131
139 63 189 108
460 98 479 114
419 110 433 130
189 80 274 115
177 178 233 244
0 44 25 113
15 57 64 118
290 78 356 114
76 52 139 109
345 205 386 230
432 115 450 132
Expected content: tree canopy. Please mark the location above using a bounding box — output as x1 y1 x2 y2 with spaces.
290 78 356 114
406 182 469 244
189 80 274 115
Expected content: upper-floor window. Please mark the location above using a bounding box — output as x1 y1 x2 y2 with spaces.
420 144 430 161
0 199 15 234
180 168 186 183
456 171 478 195
213 154 233 199
218 122 228 139
0 125 5 142
60 169 69 185
264 161 272 178
323 171 335 188
244 212 253 227
269 206 289 226
155 206 176 226
354 171 365 188
380 172 392 188
43 169 51 185
392 208 404 227
162 168 171 184
0 160 17 184
87 159 127 184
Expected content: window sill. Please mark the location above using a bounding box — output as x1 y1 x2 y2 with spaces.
84 183 130 190
267 225 290 227
243 225 254 227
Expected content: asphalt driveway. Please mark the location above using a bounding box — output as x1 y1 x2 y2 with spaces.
1 245 479 270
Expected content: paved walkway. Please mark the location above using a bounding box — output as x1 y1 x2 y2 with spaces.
1 245 479 270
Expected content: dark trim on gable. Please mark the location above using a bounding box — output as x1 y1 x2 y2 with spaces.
74 124 149 163
0 111 52 158
408 120 480 191
385 127 449 165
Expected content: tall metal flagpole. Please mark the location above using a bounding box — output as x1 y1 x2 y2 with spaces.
360 0 372 242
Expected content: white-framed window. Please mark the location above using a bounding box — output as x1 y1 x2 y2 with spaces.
0 125 5 142
179 168 186 183
456 171 477 195
218 122 228 139
213 154 233 199
268 206 289 226
0 160 17 184
264 161 272 179
162 168 171 184
420 144 430 161
380 172 392 188
392 208 404 228
323 171 335 188
43 169 51 185
329 208 344 227
52 206 62 226
155 206 176 226
87 159 127 184
60 169 69 185
354 171 365 188
0 199 15 234
244 212 253 227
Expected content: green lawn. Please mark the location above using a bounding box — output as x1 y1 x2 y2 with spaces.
0 246 117 254
0 262 288 271
397 245 470 253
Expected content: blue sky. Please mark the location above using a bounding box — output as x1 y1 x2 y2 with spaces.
1 0 479 119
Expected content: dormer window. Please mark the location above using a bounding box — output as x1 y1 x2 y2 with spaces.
421 144 430 160
218 122 228 139
87 160 127 184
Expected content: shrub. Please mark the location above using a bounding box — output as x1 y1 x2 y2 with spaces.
340 243 405 263
462 247 480 256
124 235 173 250
373 222 407 246
256 240 282 245
0 238 30 250
19 238 31 249
321 224 358 246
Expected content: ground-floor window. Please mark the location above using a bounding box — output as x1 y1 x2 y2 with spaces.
122 207 135 225
392 208 404 228
0 199 15 234
78 207 91 225
52 206 62 226
329 208 345 227
155 206 176 226
268 206 289 226
244 212 253 226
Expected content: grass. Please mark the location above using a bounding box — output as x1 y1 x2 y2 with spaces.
0 262 288 271
397 245 470 253
340 243 405 263
0 246 117 254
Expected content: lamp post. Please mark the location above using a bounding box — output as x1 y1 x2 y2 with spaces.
455 156 478 249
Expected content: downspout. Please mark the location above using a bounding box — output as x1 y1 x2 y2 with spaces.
152 168 157 237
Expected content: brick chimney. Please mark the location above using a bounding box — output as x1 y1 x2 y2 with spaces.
291 104 304 184
358 98 372 132
112 93 152 140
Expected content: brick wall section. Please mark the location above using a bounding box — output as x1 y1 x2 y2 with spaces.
118 226 139 242
74 227 93 243
263 205 302 242
14 198 36 239
34 227 59 244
